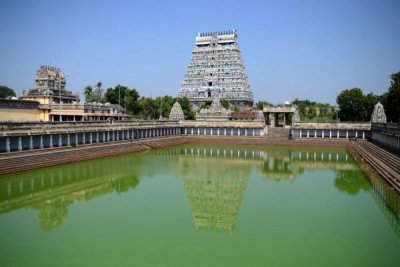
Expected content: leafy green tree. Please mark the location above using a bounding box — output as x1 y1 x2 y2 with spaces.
364 92 380 121
177 97 195 120
104 85 126 105
159 96 175 118
221 99 230 109
385 72 400 122
255 101 270 110
138 97 159 119
0 86 16 99
337 88 368 121
124 89 140 115
104 85 141 115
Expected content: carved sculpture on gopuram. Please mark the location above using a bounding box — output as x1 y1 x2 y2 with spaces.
169 101 185 122
178 30 254 111
371 102 387 123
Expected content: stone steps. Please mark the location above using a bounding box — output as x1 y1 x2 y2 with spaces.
266 127 290 140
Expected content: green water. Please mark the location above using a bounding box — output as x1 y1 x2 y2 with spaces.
0 144 399 267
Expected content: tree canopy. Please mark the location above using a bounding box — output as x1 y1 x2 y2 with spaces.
104 85 140 115
0 86 16 99
177 97 195 120
336 88 380 122
84 82 105 103
385 72 400 122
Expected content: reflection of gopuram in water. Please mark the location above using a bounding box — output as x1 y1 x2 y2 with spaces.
0 155 143 231
163 147 256 232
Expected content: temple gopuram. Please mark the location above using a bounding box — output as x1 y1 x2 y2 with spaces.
22 65 79 106
178 30 253 110
0 65 128 122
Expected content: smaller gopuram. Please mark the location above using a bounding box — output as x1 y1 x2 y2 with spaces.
23 65 79 104
371 102 387 123
195 98 230 121
169 102 185 122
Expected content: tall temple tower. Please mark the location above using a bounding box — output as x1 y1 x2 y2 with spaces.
178 30 253 110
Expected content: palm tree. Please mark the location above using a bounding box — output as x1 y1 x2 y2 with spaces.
84 85 93 103
94 81 104 103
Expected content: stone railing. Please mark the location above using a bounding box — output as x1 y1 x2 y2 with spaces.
292 122 371 130
371 123 400 136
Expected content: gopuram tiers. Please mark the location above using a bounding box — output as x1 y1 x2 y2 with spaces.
178 30 254 110
23 65 79 104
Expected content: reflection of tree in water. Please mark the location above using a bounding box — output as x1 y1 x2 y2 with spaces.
35 199 69 231
334 170 372 196
0 153 144 231
113 175 140 194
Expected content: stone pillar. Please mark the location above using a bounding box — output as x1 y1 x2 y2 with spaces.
96 132 99 143
49 135 53 148
90 133 93 144
307 130 309 138
217 128 220 136
337 130 339 138
346 130 348 139
67 134 70 146
58 134 62 147
314 130 317 138
211 128 213 135
112 131 115 141
238 128 240 136
329 130 332 138
252 129 255 136
322 130 325 138
107 131 110 142
76 133 79 146
17 137 22 151
5 137 10 152
231 128 233 136
355 131 358 138
40 135 44 149
362 131 365 139
83 133 86 144
198 128 200 135
300 129 302 138
29 136 33 150
224 128 226 136
245 129 248 136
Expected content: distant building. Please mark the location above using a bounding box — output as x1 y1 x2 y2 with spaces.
178 30 253 110
0 65 128 122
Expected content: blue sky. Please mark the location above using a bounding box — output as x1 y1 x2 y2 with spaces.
0 0 399 104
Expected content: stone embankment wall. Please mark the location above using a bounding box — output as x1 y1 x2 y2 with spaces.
371 123 400 154
290 122 371 139
0 121 266 153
